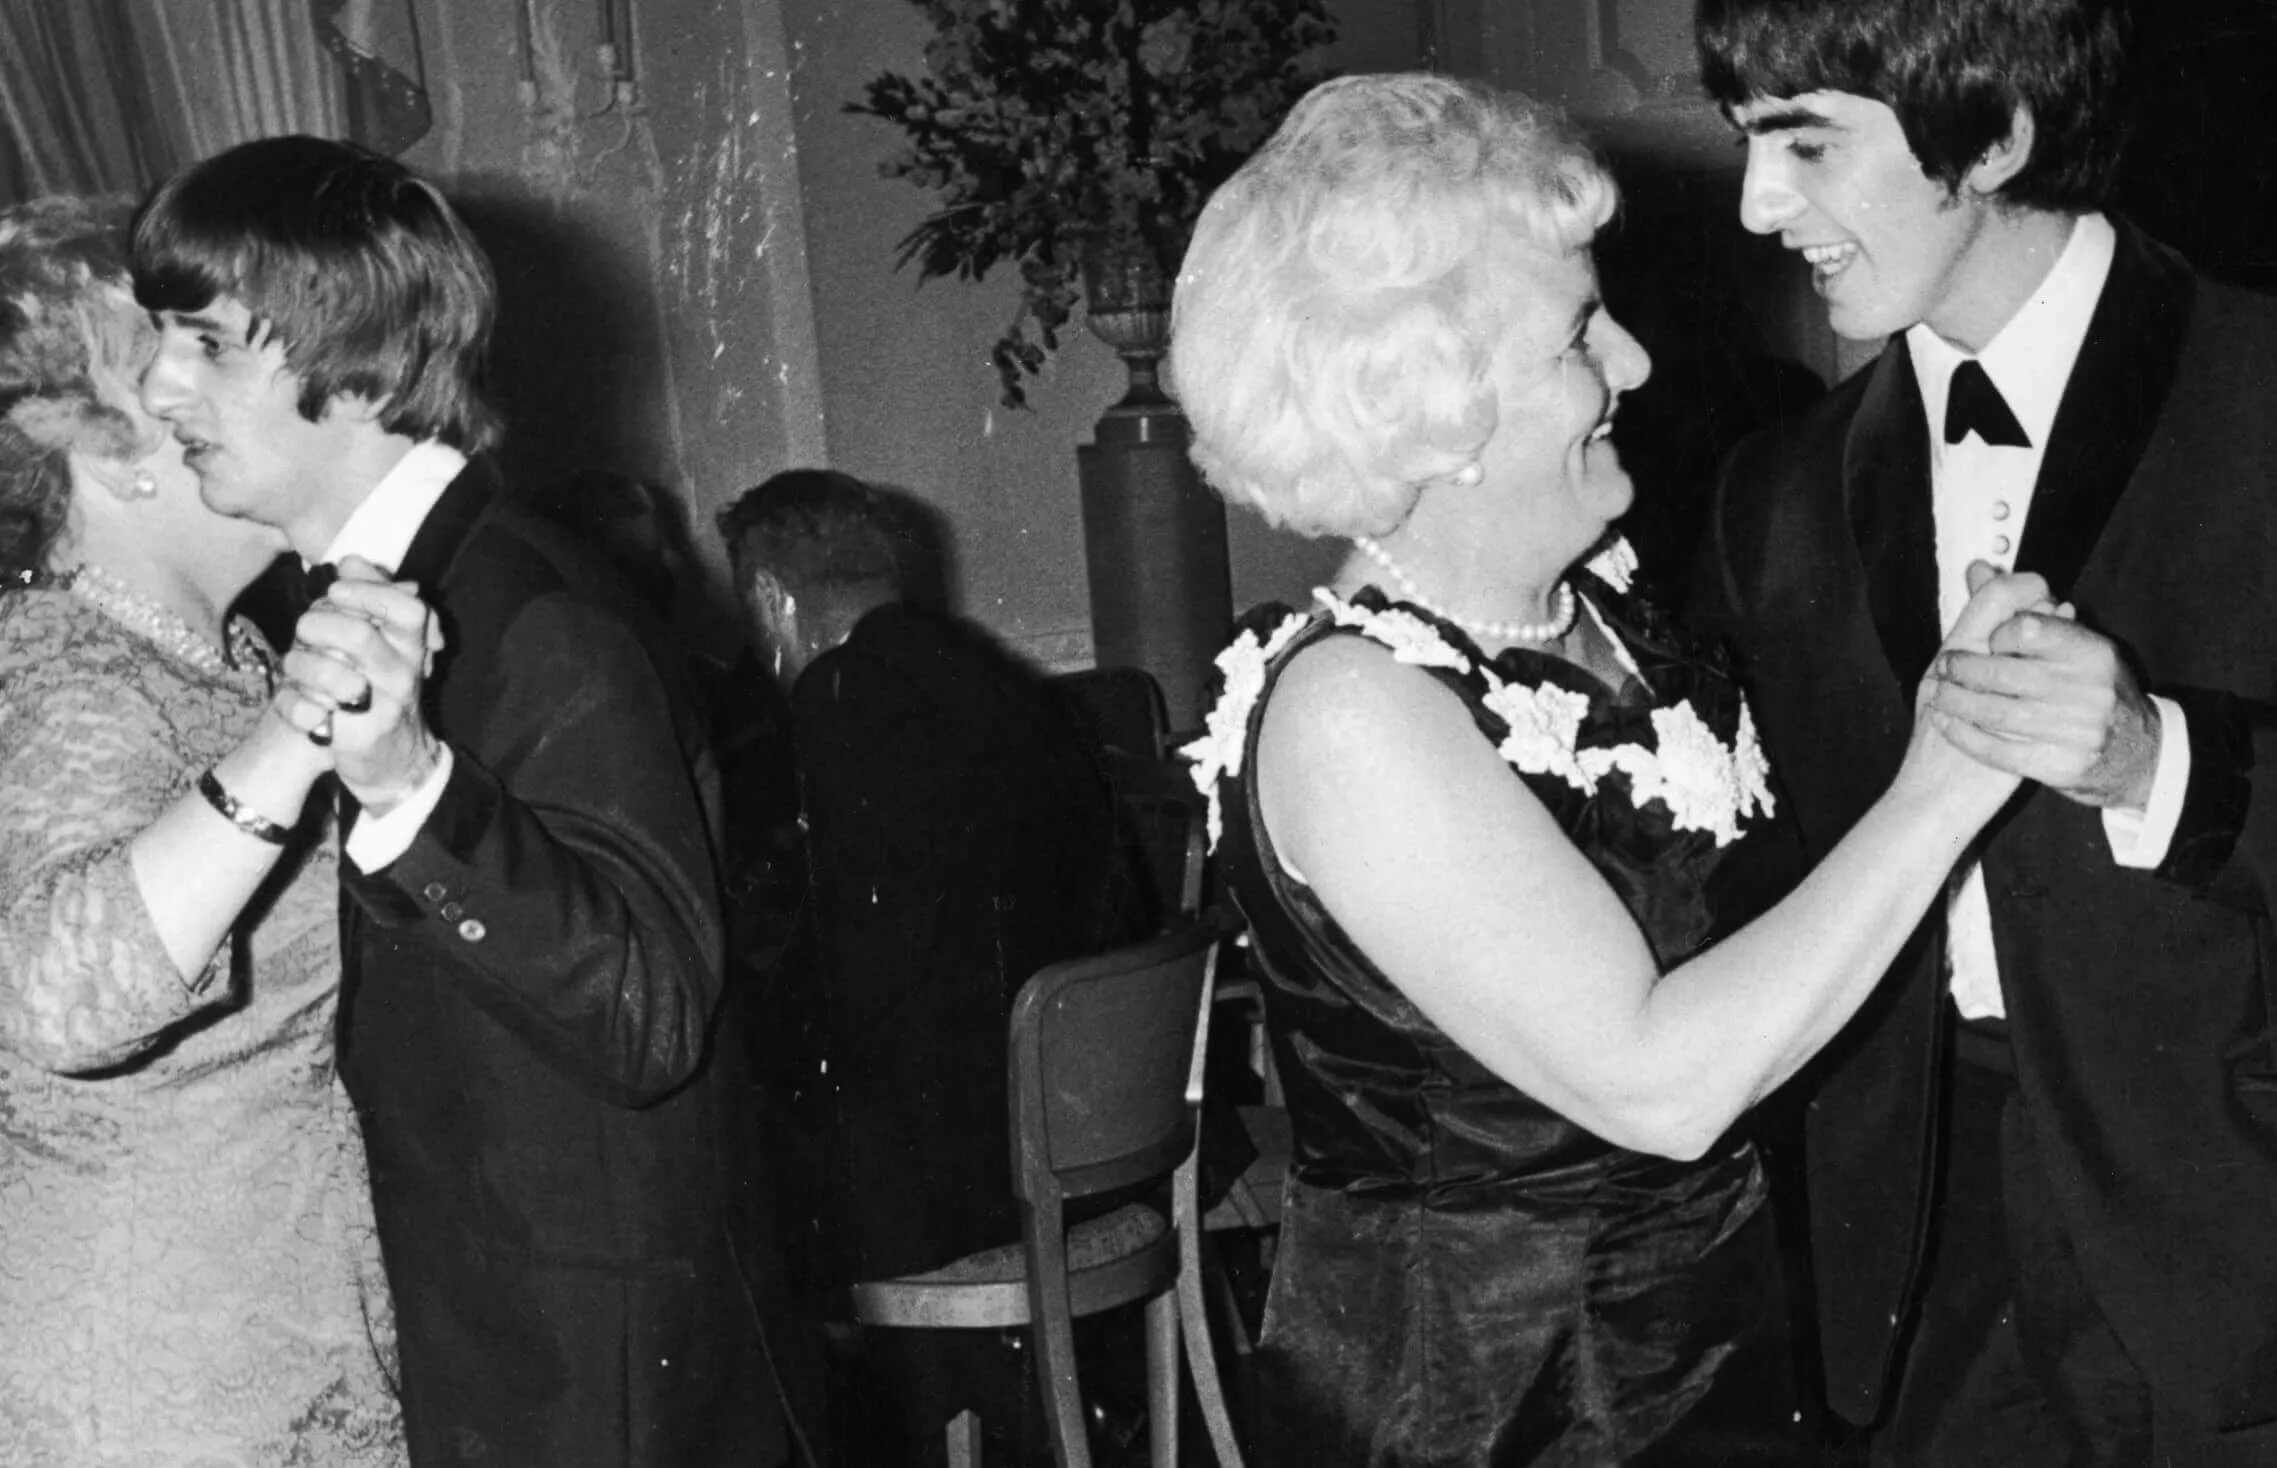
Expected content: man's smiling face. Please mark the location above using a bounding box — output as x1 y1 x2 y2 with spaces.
1729 90 2004 346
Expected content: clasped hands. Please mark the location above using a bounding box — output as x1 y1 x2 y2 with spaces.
272 555 448 816
1923 560 2161 811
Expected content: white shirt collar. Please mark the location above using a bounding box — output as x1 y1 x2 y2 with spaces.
318 440 469 572
1907 212 2115 445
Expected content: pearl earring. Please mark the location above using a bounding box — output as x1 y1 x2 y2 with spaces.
1448 462 1484 489
130 468 158 499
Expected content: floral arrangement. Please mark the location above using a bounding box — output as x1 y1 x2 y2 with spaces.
853 0 1337 408
1182 541 1776 850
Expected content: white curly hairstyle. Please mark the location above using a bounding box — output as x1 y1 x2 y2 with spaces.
1168 73 1618 539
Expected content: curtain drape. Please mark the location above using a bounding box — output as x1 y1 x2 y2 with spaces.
2 0 428 209
127 0 347 169
0 0 174 203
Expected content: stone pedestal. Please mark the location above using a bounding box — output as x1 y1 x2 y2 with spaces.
1076 400 1230 733
1073 239 1231 733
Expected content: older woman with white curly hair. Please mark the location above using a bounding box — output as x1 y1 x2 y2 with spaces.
1172 72 2051 1465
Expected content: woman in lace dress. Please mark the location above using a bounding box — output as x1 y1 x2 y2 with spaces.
0 198 406 1465
1168 75 2056 1465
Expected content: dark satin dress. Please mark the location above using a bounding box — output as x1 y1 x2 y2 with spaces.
1214 580 1780 1467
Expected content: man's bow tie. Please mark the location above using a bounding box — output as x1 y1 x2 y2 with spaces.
282 559 339 623
1944 359 2031 449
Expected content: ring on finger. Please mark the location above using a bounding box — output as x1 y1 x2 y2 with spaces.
308 712 335 748
338 684 373 716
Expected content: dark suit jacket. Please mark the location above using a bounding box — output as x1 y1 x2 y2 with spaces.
335 459 784 1467
1690 219 2277 1432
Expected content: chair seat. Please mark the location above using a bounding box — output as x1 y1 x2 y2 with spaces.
845 1202 1178 1330
827 918 1246 1465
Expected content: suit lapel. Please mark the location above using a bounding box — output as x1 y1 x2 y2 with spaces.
393 457 497 589
1845 340 1942 695
339 457 492 847
2016 218 2196 590
335 458 494 1067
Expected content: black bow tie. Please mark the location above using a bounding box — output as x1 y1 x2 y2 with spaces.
279 559 340 625
1944 359 2030 448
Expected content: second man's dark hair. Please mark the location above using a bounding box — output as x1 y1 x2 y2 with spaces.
718 468 912 597
132 135 501 453
1697 0 2130 212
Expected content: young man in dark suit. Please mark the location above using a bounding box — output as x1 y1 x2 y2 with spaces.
1689 1 2277 1462
132 136 796 1468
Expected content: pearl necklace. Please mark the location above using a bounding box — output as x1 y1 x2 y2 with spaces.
64 563 263 682
1351 536 1578 645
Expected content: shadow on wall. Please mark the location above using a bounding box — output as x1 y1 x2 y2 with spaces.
855 479 957 617
451 177 747 643
534 467 965 665
449 178 674 504
529 470 703 620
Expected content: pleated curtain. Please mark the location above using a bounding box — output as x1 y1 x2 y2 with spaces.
0 0 425 208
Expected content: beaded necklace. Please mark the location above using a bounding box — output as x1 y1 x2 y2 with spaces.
1351 536 1578 645
63 563 266 684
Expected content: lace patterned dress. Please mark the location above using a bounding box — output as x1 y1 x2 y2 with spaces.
1193 564 1783 1467
0 584 406 1467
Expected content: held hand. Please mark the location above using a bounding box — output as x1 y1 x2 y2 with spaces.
1942 561 2065 656
1900 564 2062 820
1924 563 2157 809
279 556 447 813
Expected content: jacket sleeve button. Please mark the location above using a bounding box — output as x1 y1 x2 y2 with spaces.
423 881 449 903
457 919 487 943
440 901 465 922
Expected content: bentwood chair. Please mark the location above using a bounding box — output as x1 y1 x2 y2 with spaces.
839 915 1246 1468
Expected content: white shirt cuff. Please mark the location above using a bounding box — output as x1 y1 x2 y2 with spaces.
2103 695 2189 869
344 748 456 872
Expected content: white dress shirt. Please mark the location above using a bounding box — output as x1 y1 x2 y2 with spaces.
317 439 467 872
1904 213 2189 1020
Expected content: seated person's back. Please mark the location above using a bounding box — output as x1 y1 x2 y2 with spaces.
794 600 1138 1277
718 471 1144 1272
720 470 1145 1464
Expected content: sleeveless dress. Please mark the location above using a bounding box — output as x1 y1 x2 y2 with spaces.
1192 561 1782 1467
0 586 406 1467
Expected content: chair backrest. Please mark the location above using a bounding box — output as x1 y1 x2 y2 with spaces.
1106 754 1209 922
1053 665 1170 763
1008 916 1221 1204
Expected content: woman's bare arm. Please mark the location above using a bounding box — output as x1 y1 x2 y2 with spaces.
1260 573 2041 1158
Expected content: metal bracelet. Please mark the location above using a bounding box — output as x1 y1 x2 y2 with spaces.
195 769 292 846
